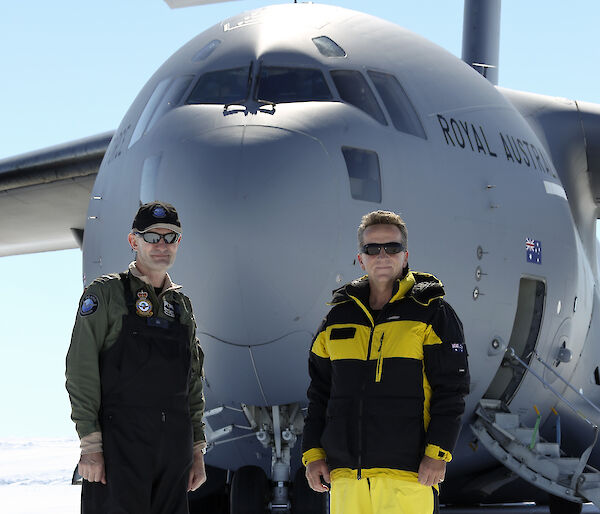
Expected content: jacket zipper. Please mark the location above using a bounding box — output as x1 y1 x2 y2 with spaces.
375 332 385 382
357 388 364 480
358 324 376 480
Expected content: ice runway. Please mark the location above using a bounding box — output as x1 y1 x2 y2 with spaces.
442 505 599 513
0 438 80 513
1 438 598 514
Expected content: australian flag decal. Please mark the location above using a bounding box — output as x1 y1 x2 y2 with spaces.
526 238 542 264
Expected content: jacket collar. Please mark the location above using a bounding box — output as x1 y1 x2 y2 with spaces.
331 268 444 308
128 261 182 293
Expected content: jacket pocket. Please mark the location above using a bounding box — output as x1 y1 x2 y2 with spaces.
330 327 356 340
320 398 357 468
425 342 469 389
442 342 468 376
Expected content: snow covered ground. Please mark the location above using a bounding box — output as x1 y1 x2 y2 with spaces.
0 438 81 514
1 438 599 513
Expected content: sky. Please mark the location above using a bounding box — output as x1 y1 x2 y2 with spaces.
1 0 600 439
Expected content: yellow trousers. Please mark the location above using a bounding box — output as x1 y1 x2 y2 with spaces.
330 476 439 514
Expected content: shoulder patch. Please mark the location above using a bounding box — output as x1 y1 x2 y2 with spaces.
79 294 99 316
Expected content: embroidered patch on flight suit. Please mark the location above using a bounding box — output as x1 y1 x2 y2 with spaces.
135 290 153 317
163 299 175 318
79 294 99 316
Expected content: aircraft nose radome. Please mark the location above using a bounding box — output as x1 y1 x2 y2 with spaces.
163 125 340 344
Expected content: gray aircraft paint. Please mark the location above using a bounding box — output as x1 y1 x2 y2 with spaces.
79 3 600 489
2 2 600 506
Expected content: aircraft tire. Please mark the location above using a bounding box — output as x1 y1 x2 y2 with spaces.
547 494 583 514
229 465 269 514
291 467 328 514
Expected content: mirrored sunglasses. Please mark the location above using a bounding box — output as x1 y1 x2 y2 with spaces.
135 231 180 244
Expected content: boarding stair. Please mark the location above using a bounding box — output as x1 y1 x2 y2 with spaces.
470 348 600 508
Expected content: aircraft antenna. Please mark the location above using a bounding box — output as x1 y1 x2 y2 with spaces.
461 0 501 85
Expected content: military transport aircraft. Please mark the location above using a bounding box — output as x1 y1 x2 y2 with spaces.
2 1 600 513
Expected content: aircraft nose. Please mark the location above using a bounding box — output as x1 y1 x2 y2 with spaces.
162 125 340 344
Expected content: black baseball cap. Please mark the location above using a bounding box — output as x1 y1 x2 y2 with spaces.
132 202 181 233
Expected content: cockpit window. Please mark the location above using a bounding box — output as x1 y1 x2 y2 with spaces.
129 75 194 148
342 146 382 203
192 39 221 62
187 67 250 105
330 70 387 125
256 67 332 103
312 36 346 58
368 71 426 139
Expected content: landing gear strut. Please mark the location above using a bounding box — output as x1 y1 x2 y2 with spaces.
226 403 329 513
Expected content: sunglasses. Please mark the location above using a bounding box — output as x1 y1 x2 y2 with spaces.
361 242 405 255
135 231 181 244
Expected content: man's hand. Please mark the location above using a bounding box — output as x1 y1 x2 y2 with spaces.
305 459 330 492
188 449 207 491
418 455 446 487
78 452 106 484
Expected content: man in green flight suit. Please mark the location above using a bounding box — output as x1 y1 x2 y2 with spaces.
66 201 206 514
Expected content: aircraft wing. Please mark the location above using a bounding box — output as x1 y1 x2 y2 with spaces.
0 132 113 257
579 99 600 206
500 88 600 278
500 88 600 209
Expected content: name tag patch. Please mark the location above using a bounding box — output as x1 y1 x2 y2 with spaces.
163 299 175 318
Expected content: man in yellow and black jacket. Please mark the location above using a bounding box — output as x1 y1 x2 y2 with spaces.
302 210 470 514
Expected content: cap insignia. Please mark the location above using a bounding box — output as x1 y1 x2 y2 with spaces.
152 206 167 218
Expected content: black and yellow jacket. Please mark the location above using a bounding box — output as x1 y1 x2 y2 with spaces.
301 270 469 482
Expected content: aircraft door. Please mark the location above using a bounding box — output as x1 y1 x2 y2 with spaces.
484 277 546 405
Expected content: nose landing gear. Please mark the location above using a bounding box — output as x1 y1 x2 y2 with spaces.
228 403 328 514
